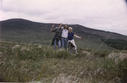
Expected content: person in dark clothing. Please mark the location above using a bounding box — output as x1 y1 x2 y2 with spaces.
51 24 63 48
67 27 82 54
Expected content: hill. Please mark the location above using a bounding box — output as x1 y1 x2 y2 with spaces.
0 19 127 82
0 41 126 82
0 42 127 83
0 18 127 50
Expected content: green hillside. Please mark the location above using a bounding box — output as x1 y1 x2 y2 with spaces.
1 18 127 51
0 19 127 82
0 41 126 82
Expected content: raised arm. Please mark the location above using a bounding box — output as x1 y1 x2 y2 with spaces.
74 34 82 39
58 24 62 28
50 24 56 32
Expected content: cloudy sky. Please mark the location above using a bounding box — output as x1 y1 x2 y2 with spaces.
0 0 127 35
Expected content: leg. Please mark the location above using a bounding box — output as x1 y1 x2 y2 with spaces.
58 39 62 48
70 40 78 54
51 37 55 46
64 38 68 49
61 37 65 48
54 39 57 49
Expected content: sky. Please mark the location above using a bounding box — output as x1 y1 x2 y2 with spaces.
0 0 127 35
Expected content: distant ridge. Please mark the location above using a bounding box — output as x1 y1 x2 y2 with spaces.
0 18 127 50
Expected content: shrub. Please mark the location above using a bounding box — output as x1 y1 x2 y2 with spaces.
118 59 127 83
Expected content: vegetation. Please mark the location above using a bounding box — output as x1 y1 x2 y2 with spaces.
1 18 127 50
104 39 127 50
0 19 127 82
0 41 126 83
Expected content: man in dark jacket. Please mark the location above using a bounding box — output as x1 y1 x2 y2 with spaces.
51 24 63 48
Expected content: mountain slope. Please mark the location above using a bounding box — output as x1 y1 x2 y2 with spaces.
0 18 127 50
0 41 126 82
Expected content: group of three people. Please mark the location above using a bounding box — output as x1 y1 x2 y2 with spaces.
50 24 81 54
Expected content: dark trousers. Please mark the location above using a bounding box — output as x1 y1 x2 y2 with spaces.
51 37 61 48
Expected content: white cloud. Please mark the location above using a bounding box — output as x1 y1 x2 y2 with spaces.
0 0 127 35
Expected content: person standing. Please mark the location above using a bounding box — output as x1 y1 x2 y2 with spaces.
61 25 69 49
50 24 63 48
67 27 81 54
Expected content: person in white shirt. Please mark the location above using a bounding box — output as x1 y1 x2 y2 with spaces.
61 25 69 49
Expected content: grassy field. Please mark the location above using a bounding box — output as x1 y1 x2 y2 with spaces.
0 41 127 83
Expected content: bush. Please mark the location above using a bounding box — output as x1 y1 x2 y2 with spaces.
118 59 127 83
93 50 110 57
104 39 127 50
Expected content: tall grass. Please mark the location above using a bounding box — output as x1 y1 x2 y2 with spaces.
0 42 126 82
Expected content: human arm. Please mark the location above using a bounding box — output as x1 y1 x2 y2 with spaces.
50 24 57 32
74 34 82 39
58 24 63 29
